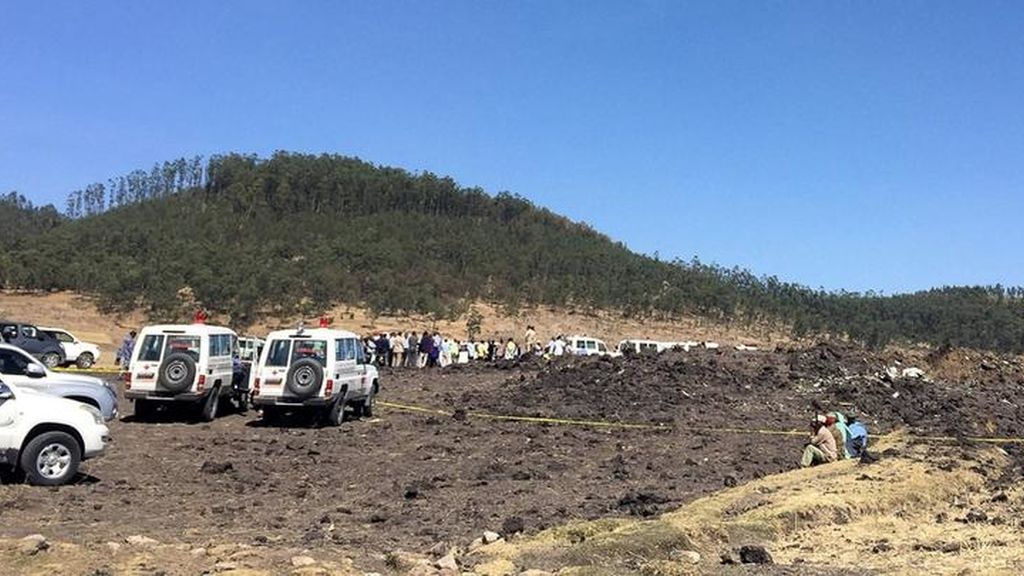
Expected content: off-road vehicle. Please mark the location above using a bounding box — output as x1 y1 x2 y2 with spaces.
0 321 66 368
251 322 379 426
0 378 110 485
125 322 241 421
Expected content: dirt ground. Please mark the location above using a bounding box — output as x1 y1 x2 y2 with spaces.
1 342 1023 575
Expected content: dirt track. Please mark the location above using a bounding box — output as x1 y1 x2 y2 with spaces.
1 343 1023 574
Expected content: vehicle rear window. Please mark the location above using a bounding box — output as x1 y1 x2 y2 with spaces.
265 340 291 367
138 335 164 362
165 335 200 360
292 339 327 366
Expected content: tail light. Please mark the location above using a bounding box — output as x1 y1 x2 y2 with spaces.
124 372 132 389
324 379 334 397
253 377 261 397
197 374 206 391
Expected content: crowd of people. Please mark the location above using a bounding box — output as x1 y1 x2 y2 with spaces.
800 411 869 467
361 326 575 368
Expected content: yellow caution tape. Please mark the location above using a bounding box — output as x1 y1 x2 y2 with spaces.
52 367 123 374
377 401 1024 445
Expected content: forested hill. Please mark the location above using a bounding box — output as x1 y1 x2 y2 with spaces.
2 152 1024 352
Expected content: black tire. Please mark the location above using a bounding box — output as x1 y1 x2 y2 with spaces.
133 399 155 420
76 353 95 369
200 387 220 422
20 431 81 486
326 397 345 426
158 353 197 393
41 352 61 369
285 358 324 399
361 389 376 418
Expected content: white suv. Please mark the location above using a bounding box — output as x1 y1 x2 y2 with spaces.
40 327 103 369
566 335 615 357
251 324 379 426
0 379 110 485
125 323 240 421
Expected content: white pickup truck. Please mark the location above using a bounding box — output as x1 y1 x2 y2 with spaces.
0 379 110 485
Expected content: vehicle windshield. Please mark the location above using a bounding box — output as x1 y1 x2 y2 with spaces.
291 339 327 366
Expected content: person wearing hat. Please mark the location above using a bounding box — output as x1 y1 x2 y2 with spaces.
825 413 851 459
801 415 838 467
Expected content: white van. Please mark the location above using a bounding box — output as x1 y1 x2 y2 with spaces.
125 323 239 421
251 324 379 426
565 335 614 357
617 339 665 355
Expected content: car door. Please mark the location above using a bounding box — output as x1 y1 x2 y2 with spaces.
333 338 361 398
0 381 19 459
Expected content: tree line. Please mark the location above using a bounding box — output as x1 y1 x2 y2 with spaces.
2 152 1023 353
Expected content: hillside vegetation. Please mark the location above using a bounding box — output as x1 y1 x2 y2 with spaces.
2 152 1023 352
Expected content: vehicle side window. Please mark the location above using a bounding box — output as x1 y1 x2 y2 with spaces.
52 332 74 343
138 335 164 362
21 326 37 338
266 340 290 367
336 339 356 362
0 325 16 341
598 342 608 352
0 349 32 375
355 341 367 364
586 340 596 350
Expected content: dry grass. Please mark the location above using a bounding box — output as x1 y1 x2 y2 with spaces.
471 434 1024 575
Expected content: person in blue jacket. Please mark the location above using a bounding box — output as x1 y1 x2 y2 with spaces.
846 413 869 457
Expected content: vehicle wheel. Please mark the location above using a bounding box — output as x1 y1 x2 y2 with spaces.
76 353 95 369
41 352 61 369
327 397 345 426
362 390 375 418
133 399 155 420
158 352 197 393
285 359 324 399
20 431 81 486
200 387 220 422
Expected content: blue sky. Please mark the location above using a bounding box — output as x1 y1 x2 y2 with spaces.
2 2 1022 293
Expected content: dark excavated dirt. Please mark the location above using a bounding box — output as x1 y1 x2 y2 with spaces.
1 342 1022 570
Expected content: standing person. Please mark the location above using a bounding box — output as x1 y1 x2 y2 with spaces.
524 325 537 356
376 333 391 367
117 330 137 369
429 332 442 367
418 331 432 368
801 416 838 467
406 332 419 367
391 332 405 367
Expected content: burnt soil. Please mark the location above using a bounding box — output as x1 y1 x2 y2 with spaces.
1 342 1023 571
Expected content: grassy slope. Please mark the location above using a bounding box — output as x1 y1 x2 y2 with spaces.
470 435 1023 575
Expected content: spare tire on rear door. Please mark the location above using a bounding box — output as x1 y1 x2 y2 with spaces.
285 358 324 399
158 352 198 393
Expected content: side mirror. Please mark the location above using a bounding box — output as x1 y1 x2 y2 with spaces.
26 364 46 378
0 383 13 400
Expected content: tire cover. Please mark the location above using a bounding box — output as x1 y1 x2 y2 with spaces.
285 358 324 399
158 352 198 393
